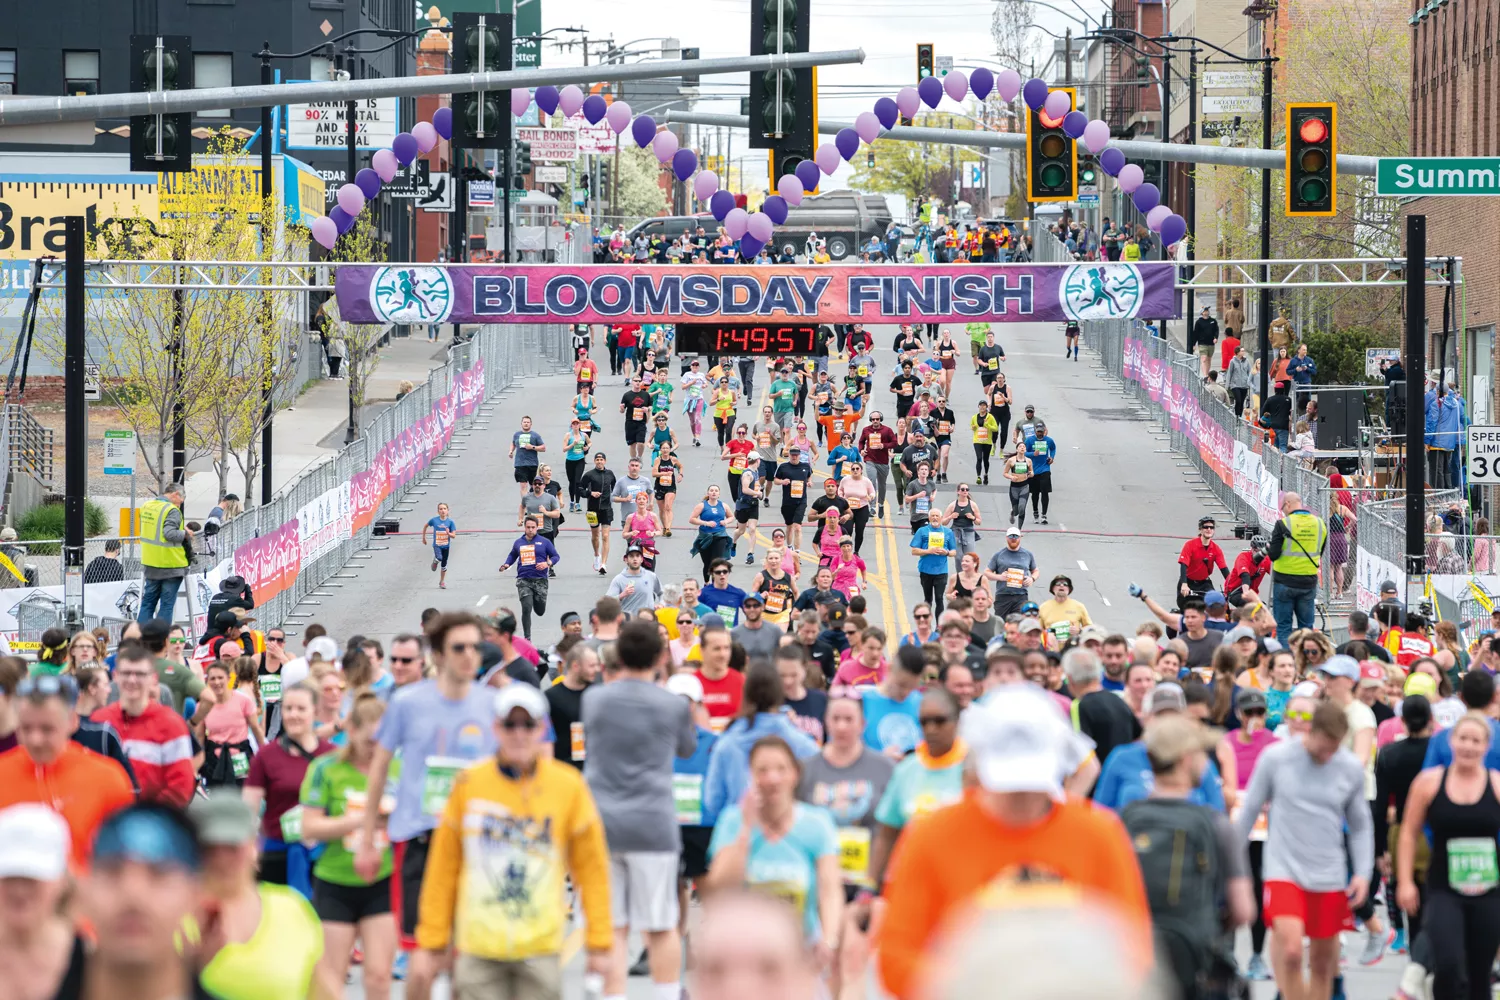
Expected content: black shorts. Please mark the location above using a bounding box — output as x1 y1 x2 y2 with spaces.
680 825 713 879
588 507 614 526
514 466 538 484
935 437 951 448
736 503 760 524
655 487 676 500
1031 471 1053 495
396 834 431 937
314 875 392 924
782 503 807 526
625 424 647 445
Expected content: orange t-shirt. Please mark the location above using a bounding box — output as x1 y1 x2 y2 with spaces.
817 413 861 450
877 790 1152 999
0 742 136 871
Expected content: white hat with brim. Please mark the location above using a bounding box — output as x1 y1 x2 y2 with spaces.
973 750 1065 799
0 804 69 880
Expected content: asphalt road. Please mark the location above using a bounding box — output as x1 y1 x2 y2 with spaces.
312 319 1409 998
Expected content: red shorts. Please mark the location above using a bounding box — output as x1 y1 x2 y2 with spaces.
1263 880 1355 939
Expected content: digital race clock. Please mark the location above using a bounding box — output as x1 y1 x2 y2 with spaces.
675 323 822 356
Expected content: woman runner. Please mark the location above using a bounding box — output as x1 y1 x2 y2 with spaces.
690 484 733 582
712 377 739 447
563 420 592 513
829 537 868 599
731 455 764 565
651 446 683 538
573 384 599 433
199 659 265 788
625 491 664 572
929 394 956 484
987 372 1013 446
244 681 334 897
943 483 983 561
837 462 876 554
946 551 985 603
934 328 960 398
1003 444 1034 528
754 549 799 628
972 401 999 485
682 359 709 446
722 424 755 503
891 417 911 517
650 412 678 466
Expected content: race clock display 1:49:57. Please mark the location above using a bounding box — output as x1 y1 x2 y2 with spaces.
674 323 821 356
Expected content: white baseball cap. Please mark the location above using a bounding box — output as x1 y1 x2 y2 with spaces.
1005 527 1023 538
0 804 69 880
961 687 1084 800
666 673 705 703
494 683 549 720
305 636 339 662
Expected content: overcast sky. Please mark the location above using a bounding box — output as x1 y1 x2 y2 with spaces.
537 0 1094 194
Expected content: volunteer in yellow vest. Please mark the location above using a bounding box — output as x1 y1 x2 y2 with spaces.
138 482 193 624
1268 491 1327 643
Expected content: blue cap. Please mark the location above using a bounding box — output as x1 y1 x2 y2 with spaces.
1204 590 1227 607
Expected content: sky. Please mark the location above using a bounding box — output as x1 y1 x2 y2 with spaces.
535 0 1098 196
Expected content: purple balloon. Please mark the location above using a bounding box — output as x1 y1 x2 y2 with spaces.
355 168 382 200
310 215 338 250
558 85 584 118
432 107 453 140
874 97 900 130
854 112 881 144
371 148 399 183
391 132 419 166
795 158 822 193
970 67 995 100
1132 182 1160 213
738 235 765 259
762 195 789 225
1118 163 1144 193
1099 147 1127 176
896 87 921 119
693 170 719 203
605 100 632 134
329 206 353 235
943 70 969 103
1043 90 1072 122
777 174 804 206
814 143 842 175
709 190 736 222
1061 111 1088 139
997 69 1023 103
1022 77 1049 111
631 115 657 148
724 208 750 240
1082 119 1113 154
652 130 679 163
1146 205 1172 231
747 213 774 243
672 148 698 182
835 128 861 162
582 94 608 125
1160 213 1188 247
534 85 559 116
918 76 944 109
511 89 532 117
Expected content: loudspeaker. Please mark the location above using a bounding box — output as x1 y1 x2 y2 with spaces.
1315 388 1365 450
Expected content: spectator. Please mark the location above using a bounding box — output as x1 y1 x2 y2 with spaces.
84 539 125 584
1285 344 1317 387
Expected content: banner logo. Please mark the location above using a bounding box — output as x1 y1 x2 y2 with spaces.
371 265 454 324
1060 263 1144 321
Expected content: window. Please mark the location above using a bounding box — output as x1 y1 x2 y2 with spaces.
194 53 233 118
0 51 14 94
62 51 98 96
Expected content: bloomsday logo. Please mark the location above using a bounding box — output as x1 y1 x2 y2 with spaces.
1059 263 1143 321
371 266 454 324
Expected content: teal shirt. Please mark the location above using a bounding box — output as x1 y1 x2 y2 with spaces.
771 378 799 412
708 802 839 940
874 749 966 829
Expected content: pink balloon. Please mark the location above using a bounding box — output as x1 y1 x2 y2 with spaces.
558 84 584 118
693 170 719 202
371 148 398 182
854 111 881 144
746 212 774 242
997 69 1022 103
336 183 365 216
943 70 969 103
896 87 921 119
652 130 679 163
1146 205 1173 232
814 143 841 175
1118 163 1144 193
1043 90 1072 121
605 100 632 133
310 216 338 250
724 208 750 240
412 121 438 153
511 89 532 117
1082 119 1112 154
777 173 804 207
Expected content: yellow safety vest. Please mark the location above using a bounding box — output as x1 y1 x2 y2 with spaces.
139 497 189 570
1271 511 1326 577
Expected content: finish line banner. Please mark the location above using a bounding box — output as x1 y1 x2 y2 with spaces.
334 262 1178 326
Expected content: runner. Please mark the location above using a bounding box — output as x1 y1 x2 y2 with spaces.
928 394 957 483
971 401 999 485
773 446 813 557
868 686 968 884
771 364 800 431
1002 444 1034 528
243 681 334 896
910 508 957 616
711 378 739 448
942 483 983 563
682 359 709 446
93 643 197 807
837 462 876 554
798 695 895 896
721 424 756 503
987 526 1038 618
751 550 798 630
1026 419 1058 525
0 805 79 1000
509 415 545 498
612 458 652 546
977 329 1005 386
574 346 599 395
573 383 599 433
857 410 898 519
934 329 960 400
1065 317 1081 360
496 516 561 641
653 444 684 536
903 461 939 540
753 406 783 485
689 485 734 582
621 375 653 463
580 452 618 575
889 359 921 421
563 420 592 513
607 545 664 617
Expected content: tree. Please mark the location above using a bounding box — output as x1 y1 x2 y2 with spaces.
320 210 388 443
847 112 984 212
611 143 670 227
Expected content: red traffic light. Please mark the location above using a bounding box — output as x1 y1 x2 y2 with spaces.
1298 117 1329 144
1039 108 1066 129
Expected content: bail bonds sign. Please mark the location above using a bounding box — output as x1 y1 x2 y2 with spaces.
335 262 1177 326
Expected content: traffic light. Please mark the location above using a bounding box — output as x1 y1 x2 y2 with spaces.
750 0 817 183
510 140 532 178
916 43 934 80
129 35 193 174
1285 102 1337 216
867 150 875 168
1025 86 1077 202
452 12 512 150
1079 157 1098 188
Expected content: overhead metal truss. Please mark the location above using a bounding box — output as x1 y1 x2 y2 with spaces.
1175 257 1462 291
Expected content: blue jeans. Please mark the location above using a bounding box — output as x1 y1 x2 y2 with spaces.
1272 581 1317 642
138 575 184 623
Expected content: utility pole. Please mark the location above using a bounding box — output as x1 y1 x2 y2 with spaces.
1160 41 1171 261
63 217 85 630
1185 46 1198 326
342 44 358 199
1256 50 1273 406
1404 215 1426 605
1065 28 1072 85
259 43 275 507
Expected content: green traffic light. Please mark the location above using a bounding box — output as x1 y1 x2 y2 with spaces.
1040 163 1067 189
1298 177 1327 204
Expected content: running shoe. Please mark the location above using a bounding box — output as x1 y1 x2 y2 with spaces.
1358 926 1394 966
439 581 446 589
392 951 408 981
1391 928 1407 954
745 553 755 565
1039 515 1049 525
694 439 702 447
430 559 437 572
629 949 651 977
1245 954 1271 981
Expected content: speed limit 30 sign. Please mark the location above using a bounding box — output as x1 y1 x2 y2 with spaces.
1469 426 1500 483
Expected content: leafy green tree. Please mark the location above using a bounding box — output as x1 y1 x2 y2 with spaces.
847 112 983 212
1298 326 1395 385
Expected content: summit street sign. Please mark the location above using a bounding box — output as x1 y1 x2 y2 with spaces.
1377 157 1500 197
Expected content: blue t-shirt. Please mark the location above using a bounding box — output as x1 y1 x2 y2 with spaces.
700 584 749 627
828 444 860 481
373 679 498 842
875 749 966 829
426 517 456 548
1028 435 1057 475
1092 741 1226 812
709 802 839 940
673 726 718 828
909 525 956 576
512 429 544 468
1423 718 1500 771
860 688 922 754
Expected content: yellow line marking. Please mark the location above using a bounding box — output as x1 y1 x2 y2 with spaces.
885 505 915 646
870 499 899 644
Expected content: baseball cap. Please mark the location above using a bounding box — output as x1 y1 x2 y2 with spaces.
1226 625 1257 643
494 683 549 720
1005 526 1022 538
1144 682 1186 715
1404 671 1438 698
1318 654 1361 682
1079 624 1110 644
1235 688 1268 714
1144 715 1223 768
666 673 705 702
1019 602 1040 615
1024 404 1036 412
697 614 728 631
1380 580 1399 595
305 636 339 662
1291 679 1322 698
1017 619 1043 634
626 544 645 555
1204 590 1227 608
960 687 1076 799
93 804 202 873
0 805 69 880
1359 662 1387 688
189 790 258 846
741 592 765 606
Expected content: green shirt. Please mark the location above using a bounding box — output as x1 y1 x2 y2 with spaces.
154 657 205 714
28 661 64 677
966 322 992 345
199 883 323 1000
649 381 673 412
300 754 401 886
771 378 799 413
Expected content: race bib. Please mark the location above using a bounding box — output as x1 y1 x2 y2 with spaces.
230 749 250 779
520 544 537 567
730 459 745 474
914 496 930 513
987 357 999 370
1448 837 1499 895
847 496 866 509
938 421 952 436
790 480 805 499
901 384 913 395
766 591 787 614
580 369 593 382
341 789 395 851
659 473 674 486
941 348 954 359
570 721 586 761
434 529 451 545
422 756 466 817
517 432 533 449
279 805 304 843
1005 567 1025 588
586 511 599 526
975 428 990 443
858 365 870 377
815 392 830 405
716 607 737 627
674 773 704 825
759 432 772 448
259 673 282 703
927 532 945 551
838 826 873 882
632 407 646 422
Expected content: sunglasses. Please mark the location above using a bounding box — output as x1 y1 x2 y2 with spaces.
501 718 541 731
1285 710 1313 723
914 613 931 620
391 655 421 665
18 674 79 702
677 618 694 626
958 486 970 492
714 569 730 576
268 636 286 643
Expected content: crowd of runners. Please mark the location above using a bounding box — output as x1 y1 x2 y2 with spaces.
1 315 1496 1000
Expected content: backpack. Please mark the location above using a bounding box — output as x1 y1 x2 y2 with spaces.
1121 798 1239 1000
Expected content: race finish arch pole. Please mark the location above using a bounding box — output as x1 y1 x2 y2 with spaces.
1405 214 1426 606
64 216 87 630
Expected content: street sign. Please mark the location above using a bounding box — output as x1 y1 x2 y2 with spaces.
534 165 567 183
83 363 101 402
1077 193 1100 204
1202 70 1257 90
285 95 400 150
103 429 136 475
417 173 452 212
468 181 496 208
1377 157 1500 197
934 55 953 77
1202 95 1260 115
517 126 579 162
384 161 432 199
1469 425 1500 484
1365 347 1401 377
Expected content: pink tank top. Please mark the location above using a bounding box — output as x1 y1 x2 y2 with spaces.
627 512 656 547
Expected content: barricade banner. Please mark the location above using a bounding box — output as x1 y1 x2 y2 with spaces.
234 520 302 604
334 262 1179 326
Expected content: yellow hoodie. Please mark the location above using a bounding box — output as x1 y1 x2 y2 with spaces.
416 756 613 960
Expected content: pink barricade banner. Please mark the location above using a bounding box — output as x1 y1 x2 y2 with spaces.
1145 358 1164 401
233 519 302 604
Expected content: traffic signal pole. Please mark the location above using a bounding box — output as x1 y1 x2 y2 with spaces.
63 217 85 630
1257 52 1273 407
259 47 275 507
1404 214 1427 604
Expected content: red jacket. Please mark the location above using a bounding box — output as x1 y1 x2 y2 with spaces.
92 702 197 807
1226 551 1271 597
